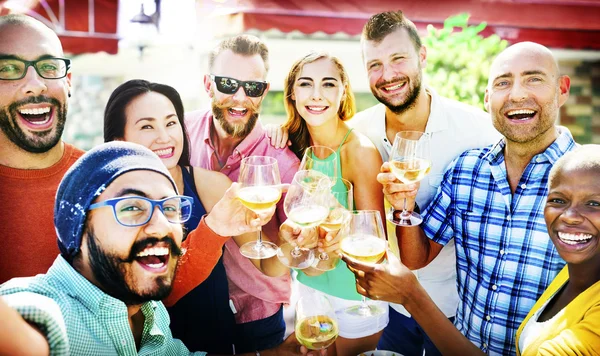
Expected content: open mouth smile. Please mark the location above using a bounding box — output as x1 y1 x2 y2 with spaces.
306 106 328 114
135 244 170 272
505 109 537 122
228 107 248 117
380 82 407 93
17 106 54 130
153 147 174 159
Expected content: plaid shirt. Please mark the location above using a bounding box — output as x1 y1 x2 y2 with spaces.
422 128 576 355
0 256 205 356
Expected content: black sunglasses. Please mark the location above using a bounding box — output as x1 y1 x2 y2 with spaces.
210 75 267 97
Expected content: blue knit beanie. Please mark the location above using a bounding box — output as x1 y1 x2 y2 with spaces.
55 141 177 259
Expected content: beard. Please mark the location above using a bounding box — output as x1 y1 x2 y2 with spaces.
212 97 259 139
494 98 557 144
372 71 422 115
0 95 67 153
86 228 182 305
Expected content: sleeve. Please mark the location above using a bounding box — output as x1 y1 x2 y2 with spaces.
163 217 229 307
164 336 207 356
421 158 459 247
527 304 600 356
2 292 69 356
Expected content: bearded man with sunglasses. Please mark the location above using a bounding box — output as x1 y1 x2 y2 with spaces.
0 14 85 284
180 35 299 353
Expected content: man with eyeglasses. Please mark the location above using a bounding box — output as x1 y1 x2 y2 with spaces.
0 141 322 356
181 35 300 353
0 14 85 284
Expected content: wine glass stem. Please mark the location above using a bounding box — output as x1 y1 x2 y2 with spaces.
255 227 263 250
401 198 411 220
359 296 371 314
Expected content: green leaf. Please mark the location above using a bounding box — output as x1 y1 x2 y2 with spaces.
443 13 470 30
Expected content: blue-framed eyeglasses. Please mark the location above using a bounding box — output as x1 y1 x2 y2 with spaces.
88 195 194 227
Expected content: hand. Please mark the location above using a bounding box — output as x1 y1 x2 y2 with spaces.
262 332 327 356
316 210 350 255
377 162 419 211
265 124 291 149
341 248 420 305
205 182 276 237
279 219 318 249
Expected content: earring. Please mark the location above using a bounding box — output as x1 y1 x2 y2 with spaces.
68 92 71 98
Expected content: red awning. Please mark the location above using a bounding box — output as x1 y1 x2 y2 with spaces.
0 0 119 55
204 0 600 50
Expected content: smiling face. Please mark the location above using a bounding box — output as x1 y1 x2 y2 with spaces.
362 28 425 114
79 170 183 305
205 49 269 139
122 92 183 170
292 58 345 127
484 43 570 145
0 21 71 153
545 165 600 266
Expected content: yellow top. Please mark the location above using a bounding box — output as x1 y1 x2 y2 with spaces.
516 266 600 355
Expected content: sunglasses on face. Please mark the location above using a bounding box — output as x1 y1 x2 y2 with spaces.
210 75 267 98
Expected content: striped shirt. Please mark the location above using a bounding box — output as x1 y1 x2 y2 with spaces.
0 256 204 356
422 127 576 355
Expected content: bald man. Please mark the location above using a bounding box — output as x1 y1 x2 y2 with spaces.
346 42 576 355
0 14 84 282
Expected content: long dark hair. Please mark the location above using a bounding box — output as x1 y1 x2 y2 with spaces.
103 79 191 167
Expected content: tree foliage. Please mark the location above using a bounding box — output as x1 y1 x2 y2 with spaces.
423 13 508 110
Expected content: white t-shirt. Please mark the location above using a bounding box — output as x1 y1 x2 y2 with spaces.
348 86 501 317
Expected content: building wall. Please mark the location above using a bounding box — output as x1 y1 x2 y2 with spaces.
559 60 600 144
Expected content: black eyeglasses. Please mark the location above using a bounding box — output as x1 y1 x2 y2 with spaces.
210 75 267 98
0 57 71 80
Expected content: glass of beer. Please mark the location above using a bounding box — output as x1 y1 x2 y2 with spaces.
341 210 387 316
387 131 431 226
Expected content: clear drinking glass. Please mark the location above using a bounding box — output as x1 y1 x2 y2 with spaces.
387 131 431 226
313 178 353 271
237 156 282 259
295 294 339 351
299 146 338 187
277 170 331 269
341 210 387 317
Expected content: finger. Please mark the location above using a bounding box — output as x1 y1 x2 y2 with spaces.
340 254 377 273
274 127 282 148
224 182 241 198
287 139 292 147
380 161 391 173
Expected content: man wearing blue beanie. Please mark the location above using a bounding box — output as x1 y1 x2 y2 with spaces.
0 141 320 355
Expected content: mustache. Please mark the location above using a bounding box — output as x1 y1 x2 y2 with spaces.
9 95 61 108
376 76 408 90
121 236 182 263
213 96 260 113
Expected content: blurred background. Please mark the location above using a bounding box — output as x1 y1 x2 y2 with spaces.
1 0 599 150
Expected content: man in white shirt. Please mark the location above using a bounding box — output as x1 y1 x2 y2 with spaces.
349 10 500 355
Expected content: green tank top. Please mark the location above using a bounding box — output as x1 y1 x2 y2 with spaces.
297 129 363 301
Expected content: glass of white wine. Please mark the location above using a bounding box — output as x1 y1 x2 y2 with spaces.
300 146 338 187
387 131 431 226
277 170 331 269
237 156 282 259
313 178 353 271
341 210 387 317
295 293 339 352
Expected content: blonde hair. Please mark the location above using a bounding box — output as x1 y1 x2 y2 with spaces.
283 52 356 159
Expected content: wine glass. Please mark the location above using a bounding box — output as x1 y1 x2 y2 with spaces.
277 170 331 269
313 178 353 271
237 156 282 259
341 210 387 317
295 293 339 351
387 131 431 226
300 146 338 187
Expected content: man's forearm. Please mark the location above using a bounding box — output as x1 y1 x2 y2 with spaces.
164 217 229 306
396 226 435 269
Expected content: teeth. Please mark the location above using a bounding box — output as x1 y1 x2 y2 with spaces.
507 109 535 116
307 106 326 111
137 246 169 257
558 232 593 243
154 148 172 156
230 107 247 113
19 107 51 115
146 263 165 269
384 83 404 91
